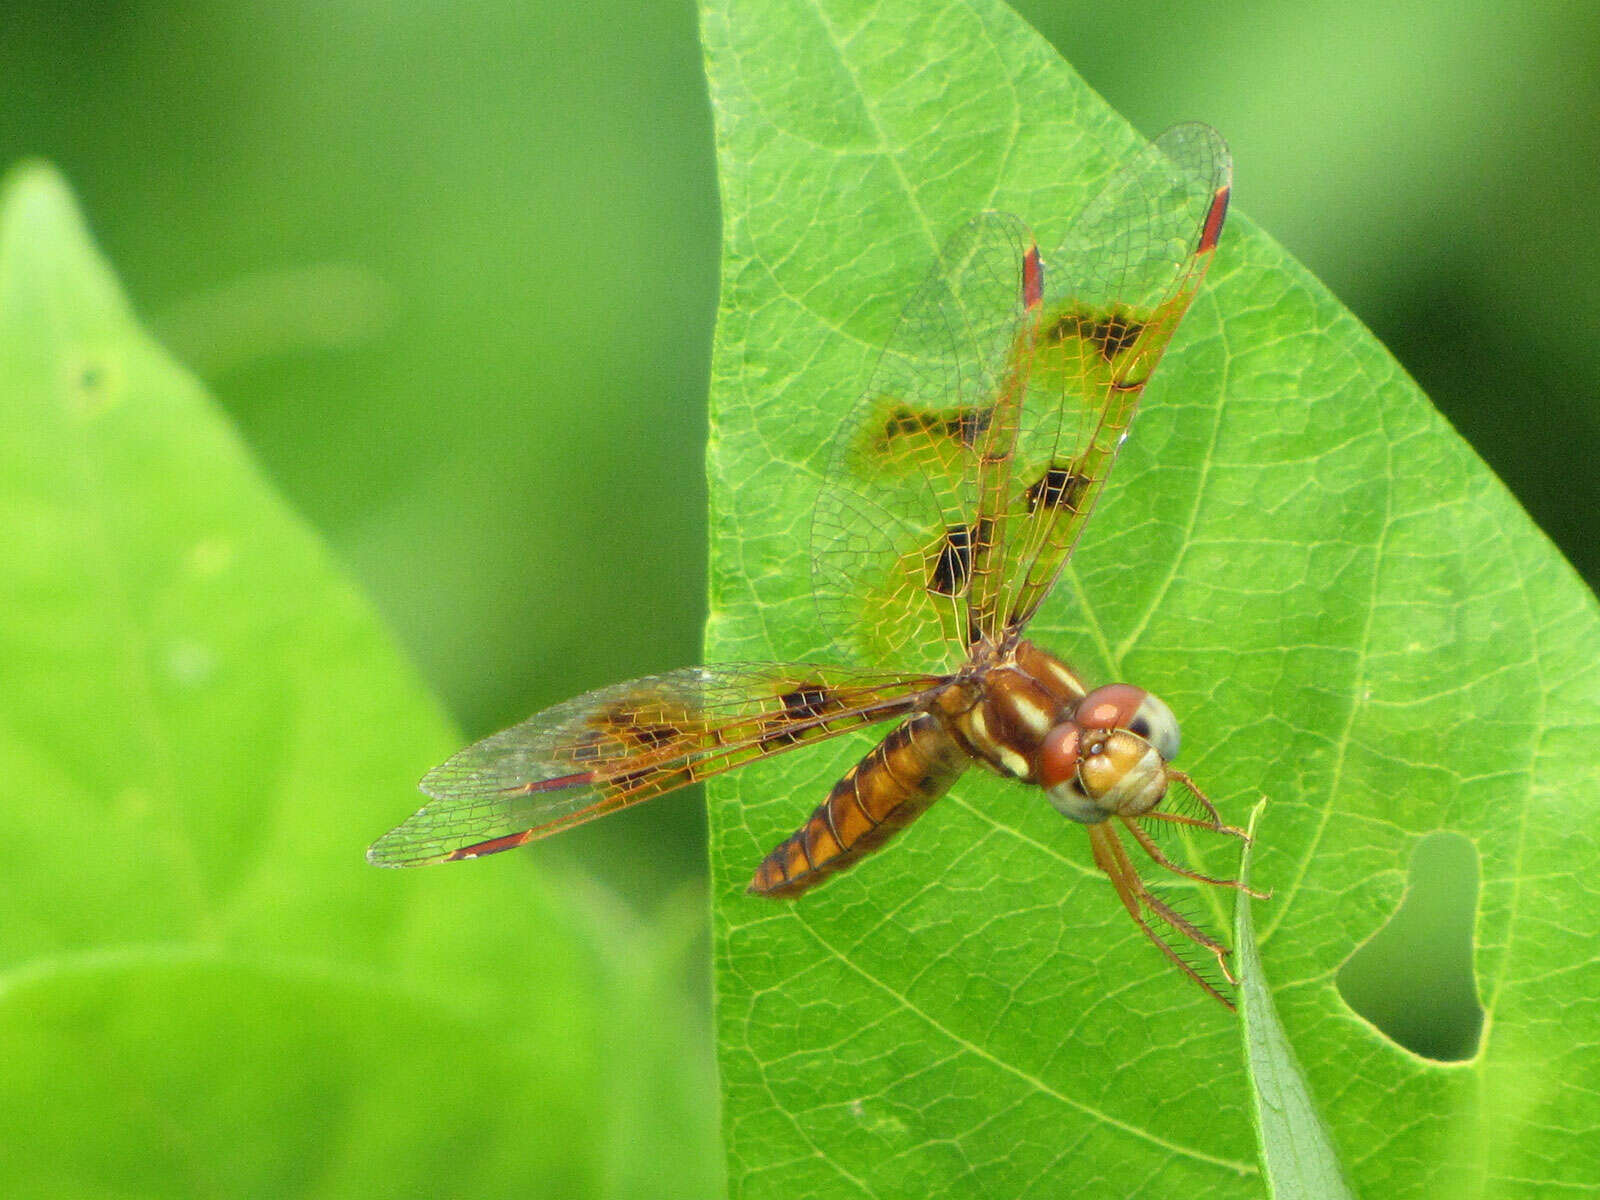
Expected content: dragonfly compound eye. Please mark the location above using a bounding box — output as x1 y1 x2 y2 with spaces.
1076 684 1181 762
1129 691 1180 762
1038 723 1106 825
1035 722 1081 789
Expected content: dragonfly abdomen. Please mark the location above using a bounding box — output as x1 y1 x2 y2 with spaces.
747 713 967 897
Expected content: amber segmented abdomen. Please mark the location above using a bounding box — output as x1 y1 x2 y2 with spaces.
748 713 969 897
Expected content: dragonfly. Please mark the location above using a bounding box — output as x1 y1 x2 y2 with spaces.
370 123 1261 1007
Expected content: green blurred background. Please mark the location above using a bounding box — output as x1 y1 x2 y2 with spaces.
4 0 1594 1186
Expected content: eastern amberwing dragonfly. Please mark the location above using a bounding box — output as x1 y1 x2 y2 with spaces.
371 124 1261 1006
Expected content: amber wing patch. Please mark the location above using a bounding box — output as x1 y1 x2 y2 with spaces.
809 125 1230 669
367 664 946 866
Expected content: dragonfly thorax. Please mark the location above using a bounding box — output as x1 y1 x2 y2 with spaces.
934 641 1084 782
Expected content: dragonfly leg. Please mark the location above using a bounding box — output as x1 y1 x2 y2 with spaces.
1162 768 1243 832
1087 822 1237 1006
1120 816 1269 900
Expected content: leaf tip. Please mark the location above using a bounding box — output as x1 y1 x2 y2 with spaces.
1 158 88 250
0 157 132 323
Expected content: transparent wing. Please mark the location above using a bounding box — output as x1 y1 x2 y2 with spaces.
368 663 947 866
990 123 1231 638
809 127 1230 671
810 212 1037 673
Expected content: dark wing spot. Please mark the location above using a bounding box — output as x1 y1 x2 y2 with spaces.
928 525 974 597
881 405 992 450
762 684 840 747
947 408 993 448
1089 315 1143 361
609 763 691 791
1026 465 1088 514
1044 308 1145 362
883 408 927 440
591 707 682 751
779 685 836 719
759 728 800 749
1044 313 1082 344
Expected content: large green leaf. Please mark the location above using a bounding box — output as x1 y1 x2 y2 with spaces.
701 1 1600 1197
0 164 719 1199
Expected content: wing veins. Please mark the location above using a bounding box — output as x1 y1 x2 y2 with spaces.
371 668 947 866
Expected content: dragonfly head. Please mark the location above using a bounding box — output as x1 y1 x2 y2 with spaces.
1035 684 1182 823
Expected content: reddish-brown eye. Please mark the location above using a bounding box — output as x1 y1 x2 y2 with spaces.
1075 684 1147 731
1076 685 1182 761
1035 723 1082 789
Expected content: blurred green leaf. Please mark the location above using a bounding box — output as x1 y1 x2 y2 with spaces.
1236 802 1355 1200
700 1 1600 1197
0 163 719 1199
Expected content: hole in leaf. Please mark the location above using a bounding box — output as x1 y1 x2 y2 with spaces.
1337 830 1483 1061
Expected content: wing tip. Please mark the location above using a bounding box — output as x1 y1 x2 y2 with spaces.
365 829 439 868
366 841 414 868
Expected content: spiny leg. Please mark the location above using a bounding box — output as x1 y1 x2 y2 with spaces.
1094 824 1236 1001
1164 768 1242 833
1100 826 1236 976
1087 822 1236 1009
1120 816 1269 900
1141 807 1249 840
